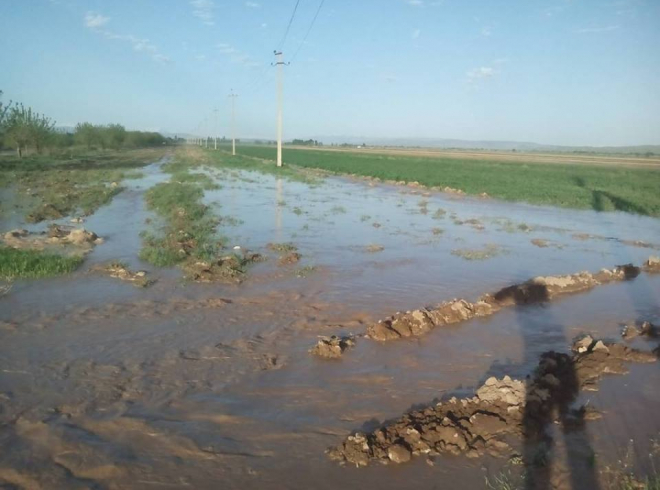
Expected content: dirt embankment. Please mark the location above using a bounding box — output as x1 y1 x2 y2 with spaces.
328 336 658 467
365 259 658 343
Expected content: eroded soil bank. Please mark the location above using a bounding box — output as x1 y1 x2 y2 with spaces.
1 148 660 489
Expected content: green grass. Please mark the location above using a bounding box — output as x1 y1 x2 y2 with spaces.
0 148 166 222
140 181 219 266
0 247 83 280
230 145 660 217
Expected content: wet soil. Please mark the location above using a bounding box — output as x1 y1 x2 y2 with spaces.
1 151 660 489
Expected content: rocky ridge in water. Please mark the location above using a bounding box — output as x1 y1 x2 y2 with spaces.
327 335 658 467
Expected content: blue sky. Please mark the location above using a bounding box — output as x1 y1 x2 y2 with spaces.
1 0 659 146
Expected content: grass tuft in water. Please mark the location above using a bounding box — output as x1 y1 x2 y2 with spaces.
0 247 83 280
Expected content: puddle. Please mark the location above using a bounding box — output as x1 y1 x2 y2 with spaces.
1 153 659 489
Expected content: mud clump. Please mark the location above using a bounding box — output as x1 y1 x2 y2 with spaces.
26 203 65 223
310 335 356 359
92 262 153 287
328 338 657 467
184 252 263 283
267 242 297 253
365 244 385 253
367 300 495 341
2 226 103 253
531 239 549 248
570 335 657 391
267 242 302 266
644 256 660 273
278 251 301 265
622 321 658 340
367 262 645 342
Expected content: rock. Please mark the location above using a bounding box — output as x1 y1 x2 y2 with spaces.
645 256 660 273
573 335 594 354
366 321 401 341
387 444 411 463
309 335 355 359
592 340 609 353
476 377 525 406
622 321 657 340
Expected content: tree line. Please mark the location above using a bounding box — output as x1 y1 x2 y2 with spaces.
0 91 170 157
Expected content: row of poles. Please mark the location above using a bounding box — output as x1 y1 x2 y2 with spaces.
188 50 288 168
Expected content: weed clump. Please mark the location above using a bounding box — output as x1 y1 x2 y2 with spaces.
0 247 83 280
451 244 505 261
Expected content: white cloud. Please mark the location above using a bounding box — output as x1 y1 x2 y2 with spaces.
84 13 169 63
411 28 421 39
190 0 215 26
405 0 424 6
84 11 110 29
481 27 492 37
217 43 237 55
467 66 496 84
575 25 620 33
216 43 259 68
245 1 260 7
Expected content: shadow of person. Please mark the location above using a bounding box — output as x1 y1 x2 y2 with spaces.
505 281 601 490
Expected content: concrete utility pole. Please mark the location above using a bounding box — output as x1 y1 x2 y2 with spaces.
229 90 238 156
213 108 219 150
273 51 288 167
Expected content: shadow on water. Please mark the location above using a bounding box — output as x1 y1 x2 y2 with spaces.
512 286 600 490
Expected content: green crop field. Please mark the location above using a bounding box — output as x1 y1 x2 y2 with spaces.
221 145 660 217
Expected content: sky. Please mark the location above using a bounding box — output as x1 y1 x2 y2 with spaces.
1 0 659 147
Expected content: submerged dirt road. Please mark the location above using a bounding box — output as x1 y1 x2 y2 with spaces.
1 150 660 489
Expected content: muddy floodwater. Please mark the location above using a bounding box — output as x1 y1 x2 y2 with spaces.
1 154 660 489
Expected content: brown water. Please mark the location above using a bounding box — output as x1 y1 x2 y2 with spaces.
1 154 659 489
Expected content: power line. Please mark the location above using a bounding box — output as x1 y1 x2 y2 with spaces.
291 0 325 63
278 0 301 50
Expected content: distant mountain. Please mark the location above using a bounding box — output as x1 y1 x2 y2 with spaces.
310 136 660 154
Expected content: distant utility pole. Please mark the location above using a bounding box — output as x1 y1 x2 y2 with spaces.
213 108 219 150
229 90 238 156
273 51 289 167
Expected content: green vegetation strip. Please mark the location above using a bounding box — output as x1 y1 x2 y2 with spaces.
140 180 219 266
0 247 83 280
230 146 660 217
0 148 165 222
